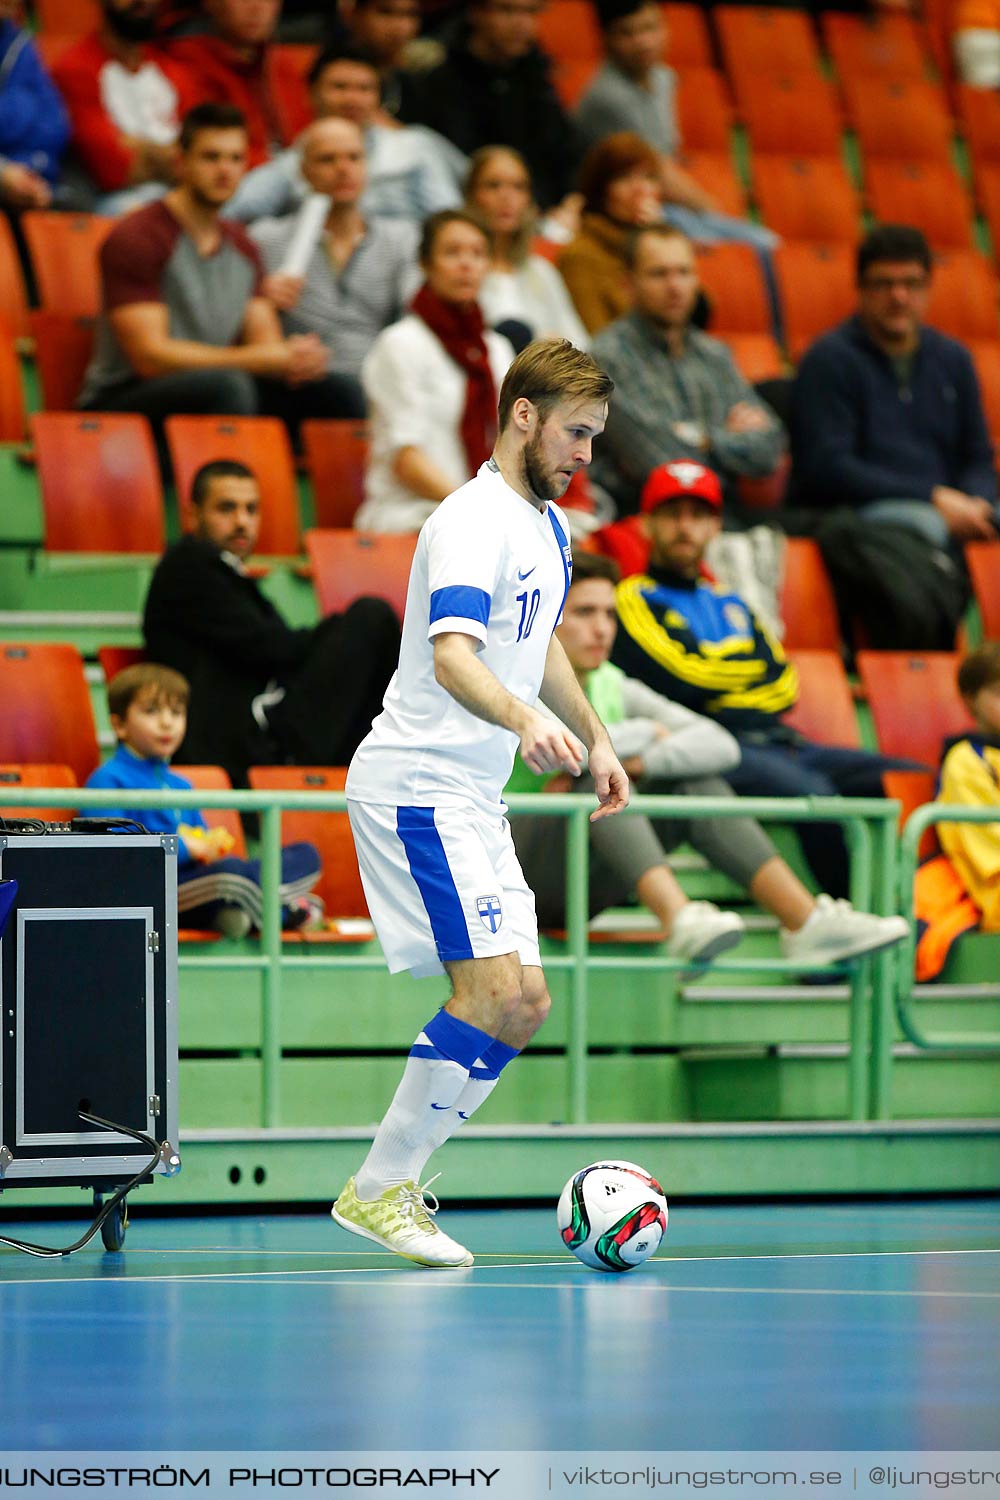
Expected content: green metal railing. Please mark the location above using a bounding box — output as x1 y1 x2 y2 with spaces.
0 787 903 1127
896 801 1000 1055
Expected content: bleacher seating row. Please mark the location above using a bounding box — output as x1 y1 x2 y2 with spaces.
0 637 976 797
0 756 366 932
10 220 1000 440
8 405 1000 653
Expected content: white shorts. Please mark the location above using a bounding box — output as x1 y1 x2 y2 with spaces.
347 799 541 979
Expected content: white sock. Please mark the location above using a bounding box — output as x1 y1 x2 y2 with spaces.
354 1011 493 1199
425 1038 521 1154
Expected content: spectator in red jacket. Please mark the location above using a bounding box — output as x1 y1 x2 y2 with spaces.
53 0 200 214
168 0 310 169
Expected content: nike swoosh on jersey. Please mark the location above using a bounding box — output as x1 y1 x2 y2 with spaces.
517 567 536 580
430 1102 449 1110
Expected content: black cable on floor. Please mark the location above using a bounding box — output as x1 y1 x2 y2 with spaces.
0 1110 160 1258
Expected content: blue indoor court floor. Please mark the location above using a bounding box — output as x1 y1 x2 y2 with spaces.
0 1197 998 1452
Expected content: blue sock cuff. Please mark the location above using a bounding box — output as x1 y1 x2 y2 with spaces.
419 1009 495 1070
471 1037 520 1081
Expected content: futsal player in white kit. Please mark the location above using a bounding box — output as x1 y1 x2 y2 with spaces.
333 338 628 1268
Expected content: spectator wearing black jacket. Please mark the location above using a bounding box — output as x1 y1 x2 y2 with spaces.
399 0 582 212
788 225 999 647
143 460 400 787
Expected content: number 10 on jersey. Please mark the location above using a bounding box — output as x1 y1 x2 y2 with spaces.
516 588 541 642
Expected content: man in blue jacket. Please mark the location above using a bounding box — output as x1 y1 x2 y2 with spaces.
789 224 998 546
787 224 999 650
0 6 68 210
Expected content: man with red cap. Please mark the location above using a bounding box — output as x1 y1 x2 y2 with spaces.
612 459 925 899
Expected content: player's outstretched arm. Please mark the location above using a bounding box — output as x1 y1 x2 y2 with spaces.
433 631 586 775
540 636 630 820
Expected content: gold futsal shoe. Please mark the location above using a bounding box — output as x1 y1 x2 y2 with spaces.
331 1174 474 1269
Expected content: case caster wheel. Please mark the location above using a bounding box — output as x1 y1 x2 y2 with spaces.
99 1196 128 1252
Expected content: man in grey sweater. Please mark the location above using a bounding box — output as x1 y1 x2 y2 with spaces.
575 0 776 252
509 551 908 969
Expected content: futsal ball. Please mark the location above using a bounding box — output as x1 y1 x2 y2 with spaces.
557 1159 668 1273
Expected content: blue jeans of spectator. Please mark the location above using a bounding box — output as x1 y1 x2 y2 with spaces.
663 205 779 253
861 498 952 549
725 739 926 898
177 840 321 932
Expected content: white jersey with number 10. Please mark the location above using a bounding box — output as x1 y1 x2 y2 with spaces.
345 460 573 819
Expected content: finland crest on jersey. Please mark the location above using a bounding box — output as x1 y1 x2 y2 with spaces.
477 894 503 933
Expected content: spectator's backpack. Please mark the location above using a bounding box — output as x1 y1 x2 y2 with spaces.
816 510 968 651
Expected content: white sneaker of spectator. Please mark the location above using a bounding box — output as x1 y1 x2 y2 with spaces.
667 901 746 966
781 895 908 967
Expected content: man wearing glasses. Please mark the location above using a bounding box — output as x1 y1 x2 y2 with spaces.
788 223 998 647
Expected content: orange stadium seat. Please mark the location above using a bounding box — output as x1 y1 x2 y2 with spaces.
716 5 823 79
0 764 77 823
675 68 734 152
920 0 954 76
0 320 26 442
696 243 772 334
774 242 856 360
21 212 112 318
735 73 843 158
31 33 76 69
682 151 748 216
271 43 318 79
0 643 99 784
865 162 975 252
247 766 368 920
537 0 602 61
662 4 714 67
925 251 1000 341
716 332 785 382
301 419 369 529
182 765 249 859
34 0 100 32
957 85 1000 167
778 538 842 651
97 645 145 686
32 412 164 554
822 11 931 79
0 217 30 342
842 77 954 166
549 56 599 108
857 651 972 766
971 163 1000 266
305 528 416 620
751 156 860 244
165 415 301 555
965 541 1000 637
29 311 96 411
883 768 938 858
782 650 860 747
967 340 1000 442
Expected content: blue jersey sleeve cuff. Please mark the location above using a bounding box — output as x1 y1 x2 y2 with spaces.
428 585 490 646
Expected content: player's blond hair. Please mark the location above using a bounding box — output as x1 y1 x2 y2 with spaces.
497 338 614 433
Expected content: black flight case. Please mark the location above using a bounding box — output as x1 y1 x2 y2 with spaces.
0 830 181 1249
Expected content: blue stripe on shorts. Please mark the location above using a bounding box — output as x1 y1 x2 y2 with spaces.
396 806 474 963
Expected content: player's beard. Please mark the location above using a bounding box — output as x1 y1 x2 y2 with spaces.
522 430 569 503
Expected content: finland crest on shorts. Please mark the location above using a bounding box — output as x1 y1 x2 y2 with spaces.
477 894 503 933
